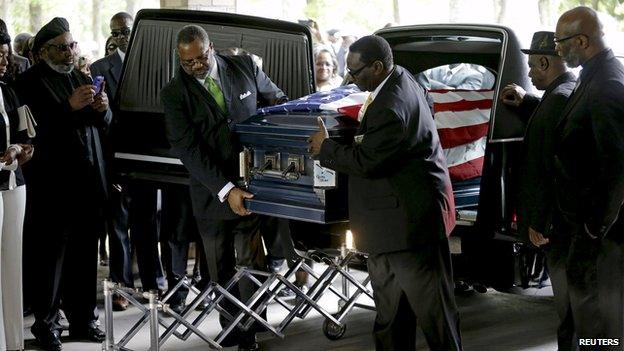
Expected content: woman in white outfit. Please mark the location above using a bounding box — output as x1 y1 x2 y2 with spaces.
0 31 34 351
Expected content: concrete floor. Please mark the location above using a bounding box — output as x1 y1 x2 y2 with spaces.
22 264 559 351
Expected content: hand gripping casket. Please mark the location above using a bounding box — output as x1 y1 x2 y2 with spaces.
234 112 359 223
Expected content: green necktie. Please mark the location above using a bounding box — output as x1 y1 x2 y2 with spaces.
204 76 226 113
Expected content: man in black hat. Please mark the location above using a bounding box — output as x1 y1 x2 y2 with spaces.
14 17 109 351
501 31 576 350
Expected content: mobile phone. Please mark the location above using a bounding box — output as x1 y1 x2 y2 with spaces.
93 75 104 95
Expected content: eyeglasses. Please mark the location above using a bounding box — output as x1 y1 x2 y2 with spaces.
47 41 78 52
0 52 8 61
111 27 131 38
553 33 584 44
346 61 373 78
180 49 211 69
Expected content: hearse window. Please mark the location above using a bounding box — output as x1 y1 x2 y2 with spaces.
421 63 495 90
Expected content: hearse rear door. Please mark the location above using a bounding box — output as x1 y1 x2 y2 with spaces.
376 25 532 236
112 9 315 185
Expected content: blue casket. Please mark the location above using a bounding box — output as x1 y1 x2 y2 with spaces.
234 112 359 223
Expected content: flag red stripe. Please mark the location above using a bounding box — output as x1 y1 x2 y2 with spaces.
433 99 493 112
336 105 362 120
429 88 495 93
448 157 485 181
437 123 489 149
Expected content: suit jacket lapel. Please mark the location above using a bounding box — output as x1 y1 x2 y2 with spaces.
358 68 400 132
181 67 225 120
215 55 232 110
108 52 122 87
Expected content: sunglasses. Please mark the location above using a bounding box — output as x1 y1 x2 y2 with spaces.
47 41 78 52
111 27 131 38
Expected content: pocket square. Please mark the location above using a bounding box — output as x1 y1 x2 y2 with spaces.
239 91 252 100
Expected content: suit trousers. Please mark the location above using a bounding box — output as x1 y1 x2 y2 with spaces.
107 185 133 286
126 184 165 291
195 215 266 343
0 185 26 350
367 239 462 351
160 187 207 305
543 233 577 351
563 218 624 350
31 188 102 331
108 183 167 290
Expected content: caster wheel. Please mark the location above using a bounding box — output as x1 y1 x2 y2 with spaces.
323 316 346 340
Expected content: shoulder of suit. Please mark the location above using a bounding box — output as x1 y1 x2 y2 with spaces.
91 53 117 70
90 61 108 75
161 72 189 98
551 80 575 96
218 54 255 72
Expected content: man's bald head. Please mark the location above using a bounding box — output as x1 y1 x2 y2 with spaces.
555 6 607 67
558 6 603 42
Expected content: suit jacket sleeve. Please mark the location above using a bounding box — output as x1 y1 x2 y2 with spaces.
319 107 406 178
161 84 230 195
527 93 566 233
250 57 287 106
518 94 541 122
586 80 624 237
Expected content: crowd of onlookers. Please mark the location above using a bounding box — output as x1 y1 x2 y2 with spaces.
0 11 363 351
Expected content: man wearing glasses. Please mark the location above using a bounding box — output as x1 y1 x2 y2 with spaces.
91 12 132 101
553 6 624 347
308 35 461 350
161 25 286 351
14 17 111 351
91 12 170 314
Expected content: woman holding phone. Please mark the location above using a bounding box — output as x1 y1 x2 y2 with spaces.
0 30 34 351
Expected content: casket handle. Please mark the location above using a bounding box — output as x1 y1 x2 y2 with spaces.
255 162 301 181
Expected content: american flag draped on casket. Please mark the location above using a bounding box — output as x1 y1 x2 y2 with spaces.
258 85 493 182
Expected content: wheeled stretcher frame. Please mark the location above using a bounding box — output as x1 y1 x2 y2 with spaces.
101 245 375 350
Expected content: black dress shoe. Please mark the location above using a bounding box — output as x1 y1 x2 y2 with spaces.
238 335 260 351
68 324 106 343
238 341 260 351
31 325 62 351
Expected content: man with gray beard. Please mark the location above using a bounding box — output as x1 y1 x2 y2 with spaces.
14 17 110 351
554 6 624 348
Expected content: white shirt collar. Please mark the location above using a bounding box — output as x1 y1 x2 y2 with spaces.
369 68 394 102
357 68 394 121
117 48 125 62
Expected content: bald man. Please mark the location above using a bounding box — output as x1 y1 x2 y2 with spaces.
554 6 624 347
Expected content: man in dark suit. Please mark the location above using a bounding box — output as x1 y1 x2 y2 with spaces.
501 31 576 351
161 25 286 351
14 17 109 351
553 7 624 347
91 12 168 311
90 12 131 101
309 35 461 351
